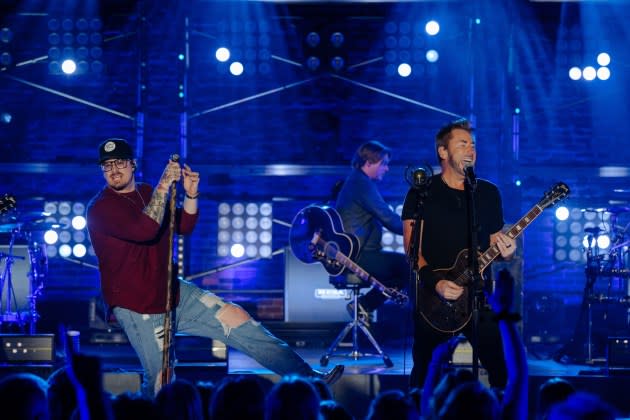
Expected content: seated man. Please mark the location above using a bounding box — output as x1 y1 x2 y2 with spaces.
335 140 409 324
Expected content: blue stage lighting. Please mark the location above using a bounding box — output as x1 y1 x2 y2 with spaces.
229 61 244 76
397 63 411 77
331 56 344 72
597 235 610 250
216 47 230 62
44 230 58 245
59 244 72 258
597 52 610 66
71 215 86 230
230 243 245 258
306 32 320 48
568 67 581 80
61 59 77 74
426 49 439 63
330 32 344 48
73 243 87 258
306 56 320 71
597 67 610 81
555 206 569 221
425 20 440 36
582 66 596 81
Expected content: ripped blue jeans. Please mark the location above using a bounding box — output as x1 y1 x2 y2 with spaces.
113 280 314 396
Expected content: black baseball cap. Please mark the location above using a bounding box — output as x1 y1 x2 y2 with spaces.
98 138 134 163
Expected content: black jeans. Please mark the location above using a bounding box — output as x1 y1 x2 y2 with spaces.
410 307 508 389
355 250 410 312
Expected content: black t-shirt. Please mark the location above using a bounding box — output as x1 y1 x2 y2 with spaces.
402 175 504 271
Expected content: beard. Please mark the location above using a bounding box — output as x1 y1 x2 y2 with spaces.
107 173 133 191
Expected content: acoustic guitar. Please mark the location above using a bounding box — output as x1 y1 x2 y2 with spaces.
289 205 408 305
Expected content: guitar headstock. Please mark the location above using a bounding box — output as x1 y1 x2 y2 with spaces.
0 194 16 215
539 182 570 210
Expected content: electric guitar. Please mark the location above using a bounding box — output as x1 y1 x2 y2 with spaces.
0 194 16 215
289 205 408 305
420 182 570 333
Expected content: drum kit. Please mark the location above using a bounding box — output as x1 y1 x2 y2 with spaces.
0 196 51 334
580 206 630 362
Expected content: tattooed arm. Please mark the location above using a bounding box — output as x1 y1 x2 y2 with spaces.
143 159 181 225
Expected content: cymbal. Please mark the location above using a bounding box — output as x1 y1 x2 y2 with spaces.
606 206 630 214
0 222 20 233
0 211 50 225
584 227 603 235
22 221 60 231
0 221 59 233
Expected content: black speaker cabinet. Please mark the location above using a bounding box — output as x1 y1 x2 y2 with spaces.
284 247 351 322
0 334 55 363
608 337 630 370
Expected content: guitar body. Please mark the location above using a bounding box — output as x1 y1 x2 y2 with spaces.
290 205 409 305
417 182 570 333
289 205 360 276
419 249 485 333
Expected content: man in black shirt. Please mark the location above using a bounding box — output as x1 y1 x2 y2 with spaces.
402 119 516 388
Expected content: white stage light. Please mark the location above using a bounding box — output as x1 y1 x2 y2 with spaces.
61 59 77 74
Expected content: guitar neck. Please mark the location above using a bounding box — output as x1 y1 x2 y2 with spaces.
478 204 543 271
334 250 370 281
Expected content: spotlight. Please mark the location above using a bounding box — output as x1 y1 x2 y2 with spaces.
217 201 273 258
48 16 102 75
43 200 88 259
330 32 344 48
426 50 439 63
306 32 320 48
568 67 581 80
306 56 320 72
597 52 610 66
597 235 610 249
0 27 13 43
555 206 569 221
59 244 72 258
230 243 245 258
425 20 440 36
582 66 596 81
597 67 610 81
44 230 58 245
397 63 411 77
229 61 244 76
0 52 11 66
330 56 344 72
61 59 77 74
73 243 87 258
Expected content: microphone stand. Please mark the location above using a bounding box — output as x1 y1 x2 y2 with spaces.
161 180 178 388
408 186 430 319
464 173 482 380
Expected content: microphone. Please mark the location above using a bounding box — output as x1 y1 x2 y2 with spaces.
169 154 180 187
463 163 477 188
412 168 429 188
405 163 433 190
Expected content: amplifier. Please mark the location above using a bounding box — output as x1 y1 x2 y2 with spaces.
0 334 55 363
608 337 630 370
